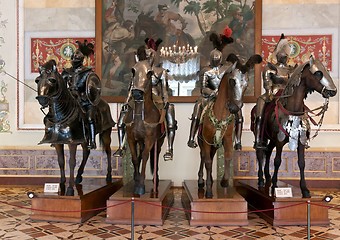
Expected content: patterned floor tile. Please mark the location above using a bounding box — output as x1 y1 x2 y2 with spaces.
0 186 338 239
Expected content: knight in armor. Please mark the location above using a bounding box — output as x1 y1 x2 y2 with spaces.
62 40 101 149
254 34 296 149
187 30 233 148
114 38 177 161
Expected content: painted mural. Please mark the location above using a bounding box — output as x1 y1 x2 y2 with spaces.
101 0 257 97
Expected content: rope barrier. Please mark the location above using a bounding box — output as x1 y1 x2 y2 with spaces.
0 197 338 214
0 199 132 213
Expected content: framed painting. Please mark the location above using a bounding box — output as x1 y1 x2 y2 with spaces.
95 0 262 103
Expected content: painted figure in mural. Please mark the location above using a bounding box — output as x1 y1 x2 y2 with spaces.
62 40 101 149
187 30 233 148
154 4 188 46
102 0 135 89
114 38 177 161
253 34 297 150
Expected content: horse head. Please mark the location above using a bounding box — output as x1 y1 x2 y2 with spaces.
225 53 262 113
35 59 63 107
308 56 337 98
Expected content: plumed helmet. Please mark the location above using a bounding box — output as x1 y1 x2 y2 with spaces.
272 34 291 63
210 48 223 67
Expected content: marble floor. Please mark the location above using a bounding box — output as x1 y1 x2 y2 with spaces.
0 186 339 240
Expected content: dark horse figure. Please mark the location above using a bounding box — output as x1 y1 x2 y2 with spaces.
251 56 337 198
198 54 262 197
35 60 115 196
134 11 195 47
124 57 166 195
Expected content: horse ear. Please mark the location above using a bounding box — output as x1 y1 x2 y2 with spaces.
246 54 262 70
226 53 239 64
309 55 315 66
231 61 237 71
52 64 57 73
38 65 42 74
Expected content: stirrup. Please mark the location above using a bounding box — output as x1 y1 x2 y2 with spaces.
234 143 242 151
163 150 173 161
113 147 125 157
253 141 267 150
187 139 198 148
88 141 96 150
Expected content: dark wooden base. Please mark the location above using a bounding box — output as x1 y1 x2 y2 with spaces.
181 180 248 226
106 180 173 225
30 178 123 223
236 180 330 226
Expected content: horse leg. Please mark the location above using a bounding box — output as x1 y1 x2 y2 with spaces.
54 144 66 193
297 142 311 198
75 142 90 184
221 139 232 188
101 129 113 182
128 140 140 190
271 145 283 191
198 152 205 188
137 142 152 195
66 144 77 196
264 141 275 182
203 146 213 197
256 148 265 187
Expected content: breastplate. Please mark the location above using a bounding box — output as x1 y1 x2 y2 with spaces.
205 67 227 90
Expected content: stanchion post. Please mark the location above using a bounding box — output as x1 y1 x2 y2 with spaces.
131 197 135 240
307 200 310 240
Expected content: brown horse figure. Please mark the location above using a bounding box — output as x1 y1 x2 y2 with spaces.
125 58 166 195
35 60 115 196
251 56 337 198
198 54 262 197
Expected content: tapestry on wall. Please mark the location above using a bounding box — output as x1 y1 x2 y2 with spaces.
30 37 96 74
262 35 332 72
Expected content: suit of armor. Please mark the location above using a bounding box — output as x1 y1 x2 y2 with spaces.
62 46 100 149
114 48 177 161
254 37 295 149
187 49 231 148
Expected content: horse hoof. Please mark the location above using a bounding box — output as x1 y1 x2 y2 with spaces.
205 190 213 198
258 179 265 187
106 174 112 182
198 182 205 189
60 183 66 192
66 188 74 196
75 176 83 184
220 179 229 188
302 190 311 198
134 186 145 195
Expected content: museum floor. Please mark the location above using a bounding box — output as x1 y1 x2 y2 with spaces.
0 186 339 240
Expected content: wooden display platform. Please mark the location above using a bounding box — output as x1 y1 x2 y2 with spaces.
30 178 123 223
236 180 330 226
181 180 248 226
106 180 173 225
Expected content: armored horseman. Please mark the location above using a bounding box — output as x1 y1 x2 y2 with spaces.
62 40 101 149
114 38 177 161
254 34 296 149
187 29 233 148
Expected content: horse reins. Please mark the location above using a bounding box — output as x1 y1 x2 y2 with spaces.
274 97 329 141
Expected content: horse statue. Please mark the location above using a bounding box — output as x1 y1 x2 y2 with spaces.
251 56 337 198
35 60 115 196
124 56 166 195
198 54 262 197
